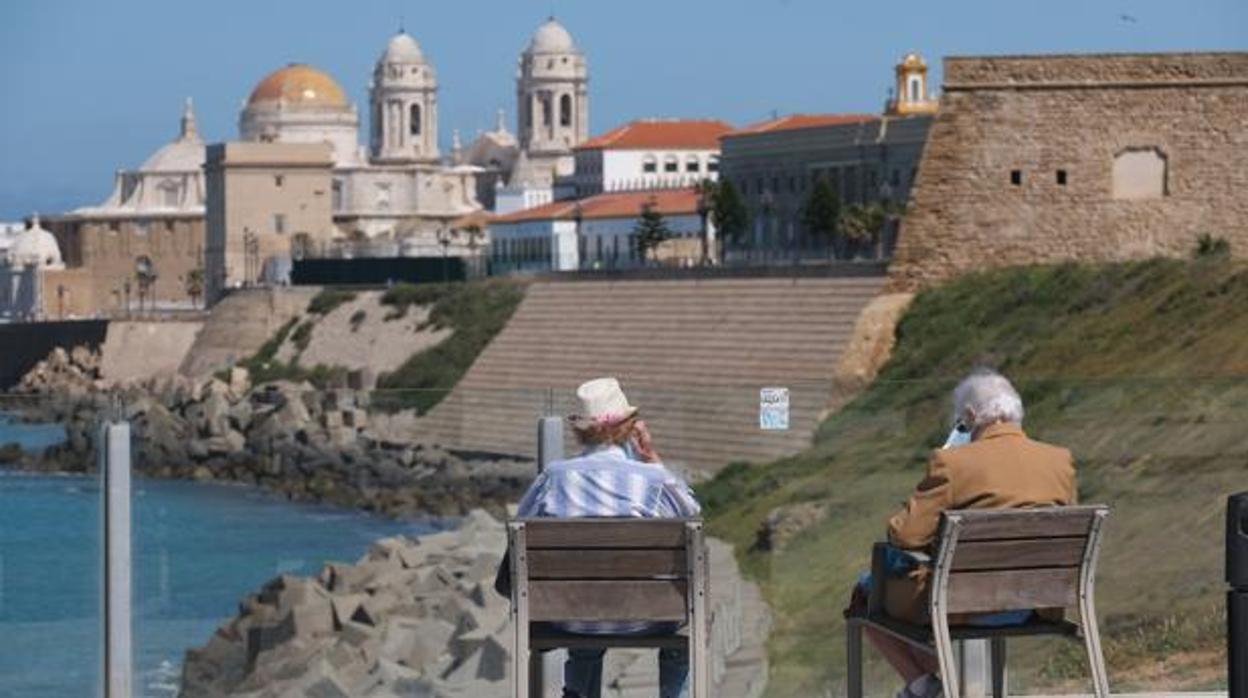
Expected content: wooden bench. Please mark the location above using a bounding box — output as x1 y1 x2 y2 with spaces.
507 517 710 698
846 505 1111 698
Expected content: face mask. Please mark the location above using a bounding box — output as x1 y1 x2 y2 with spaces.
943 423 972 449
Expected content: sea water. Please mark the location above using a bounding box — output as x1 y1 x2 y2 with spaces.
0 469 440 697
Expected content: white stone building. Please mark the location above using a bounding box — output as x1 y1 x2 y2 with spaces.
0 215 65 321
562 119 731 198
489 187 715 273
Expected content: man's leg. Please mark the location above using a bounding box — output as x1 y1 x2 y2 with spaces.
864 626 939 684
658 646 690 698
563 648 606 698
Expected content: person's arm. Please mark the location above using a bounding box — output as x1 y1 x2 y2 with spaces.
631 419 661 463
515 471 550 518
886 450 954 550
659 477 702 517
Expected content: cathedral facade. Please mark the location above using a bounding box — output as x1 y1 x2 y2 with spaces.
37 18 588 315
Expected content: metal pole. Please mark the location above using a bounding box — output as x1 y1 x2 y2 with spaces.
1229 491 1248 698
960 640 990 698
100 421 132 698
534 415 566 696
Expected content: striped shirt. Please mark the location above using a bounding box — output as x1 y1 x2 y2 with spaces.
516 444 701 634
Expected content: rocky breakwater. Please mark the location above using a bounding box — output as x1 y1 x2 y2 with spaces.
11 348 530 518
182 510 770 698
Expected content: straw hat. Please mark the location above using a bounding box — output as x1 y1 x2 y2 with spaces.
569 377 638 427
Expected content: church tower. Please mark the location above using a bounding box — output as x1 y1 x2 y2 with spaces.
886 52 938 116
516 18 588 176
370 32 439 163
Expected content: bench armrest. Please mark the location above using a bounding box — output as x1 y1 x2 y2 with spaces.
868 542 888 616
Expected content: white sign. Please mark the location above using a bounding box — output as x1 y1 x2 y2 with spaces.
759 387 790 431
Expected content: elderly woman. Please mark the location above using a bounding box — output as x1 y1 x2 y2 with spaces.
850 369 1078 698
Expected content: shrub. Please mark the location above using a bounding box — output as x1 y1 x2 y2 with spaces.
307 288 357 315
349 310 367 332
1193 233 1230 260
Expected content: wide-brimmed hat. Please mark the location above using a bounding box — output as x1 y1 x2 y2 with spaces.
569 377 639 428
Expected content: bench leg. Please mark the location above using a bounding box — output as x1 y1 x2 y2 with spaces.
847 620 864 698
990 638 1007 698
1080 602 1110 698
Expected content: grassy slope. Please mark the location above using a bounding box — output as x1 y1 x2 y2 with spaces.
373 279 526 413
702 260 1247 695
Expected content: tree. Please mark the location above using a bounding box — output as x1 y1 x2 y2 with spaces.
633 201 672 264
184 267 205 309
802 176 841 259
711 180 749 264
839 203 888 259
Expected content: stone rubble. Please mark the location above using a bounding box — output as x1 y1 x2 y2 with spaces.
11 347 531 518
180 510 770 698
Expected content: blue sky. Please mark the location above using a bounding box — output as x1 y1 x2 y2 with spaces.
1 0 1243 219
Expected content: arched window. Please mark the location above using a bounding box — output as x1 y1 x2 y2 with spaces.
685 156 700 174
559 94 573 127
409 103 422 136
642 154 658 174
541 95 552 127
1113 147 1168 199
664 155 679 173
909 76 921 102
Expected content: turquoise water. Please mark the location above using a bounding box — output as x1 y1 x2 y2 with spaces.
0 411 67 454
0 470 440 697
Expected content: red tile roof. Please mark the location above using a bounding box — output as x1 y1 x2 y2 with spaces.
491 188 702 224
725 113 879 137
575 119 734 151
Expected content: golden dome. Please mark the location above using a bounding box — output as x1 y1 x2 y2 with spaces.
247 63 348 109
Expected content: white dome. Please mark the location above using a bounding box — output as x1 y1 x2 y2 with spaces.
382 32 425 63
8 216 63 269
528 19 576 53
140 99 205 172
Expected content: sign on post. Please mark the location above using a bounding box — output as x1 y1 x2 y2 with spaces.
759 387 790 431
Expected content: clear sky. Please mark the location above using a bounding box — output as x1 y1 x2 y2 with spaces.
1 0 1243 219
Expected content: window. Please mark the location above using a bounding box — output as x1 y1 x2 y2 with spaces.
273 214 286 234
1056 170 1068 186
560 94 572 127
595 235 603 261
686 156 700 173
789 176 797 193
642 155 657 174
1112 147 1167 199
409 103 421 136
707 156 719 173
274 175 284 188
891 169 901 187
1010 170 1023 186
909 75 921 102
164 220 175 233
332 180 344 211
161 183 179 207
541 95 552 127
664 155 679 173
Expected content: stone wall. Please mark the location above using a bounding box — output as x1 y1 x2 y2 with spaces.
889 52 1248 289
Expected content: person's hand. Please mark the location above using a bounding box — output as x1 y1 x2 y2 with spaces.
632 419 660 463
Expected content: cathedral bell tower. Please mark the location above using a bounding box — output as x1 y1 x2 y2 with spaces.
886 52 938 116
370 32 439 163
516 17 588 174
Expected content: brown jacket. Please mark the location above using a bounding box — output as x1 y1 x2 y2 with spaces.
883 422 1078 622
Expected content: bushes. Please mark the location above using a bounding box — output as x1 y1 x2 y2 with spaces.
307 288 357 315
373 280 526 414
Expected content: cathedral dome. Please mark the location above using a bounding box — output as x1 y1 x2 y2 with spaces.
140 99 204 172
247 64 349 110
382 32 425 63
527 18 576 53
8 215 63 269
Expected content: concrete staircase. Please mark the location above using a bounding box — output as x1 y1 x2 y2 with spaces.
413 276 885 475
179 287 319 378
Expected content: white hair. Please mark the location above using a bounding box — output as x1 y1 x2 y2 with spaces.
952 369 1024 429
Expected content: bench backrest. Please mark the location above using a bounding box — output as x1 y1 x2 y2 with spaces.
933 505 1109 616
508 518 704 623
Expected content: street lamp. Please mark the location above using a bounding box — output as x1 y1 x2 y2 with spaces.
435 226 455 283
759 190 775 263
696 183 712 267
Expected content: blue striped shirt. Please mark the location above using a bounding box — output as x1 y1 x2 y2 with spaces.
516 444 701 634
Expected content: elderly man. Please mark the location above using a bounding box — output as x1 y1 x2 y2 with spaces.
852 369 1078 698
514 377 701 698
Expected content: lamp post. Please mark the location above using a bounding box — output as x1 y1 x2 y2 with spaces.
696 183 712 267
436 226 455 283
760 190 775 264
572 201 584 272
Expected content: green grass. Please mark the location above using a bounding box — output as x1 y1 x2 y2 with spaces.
372 279 527 414
307 288 357 315
701 259 1247 695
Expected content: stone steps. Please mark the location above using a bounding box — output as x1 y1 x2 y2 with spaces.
414 276 883 474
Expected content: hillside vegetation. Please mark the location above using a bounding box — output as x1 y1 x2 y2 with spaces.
702 260 1245 695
